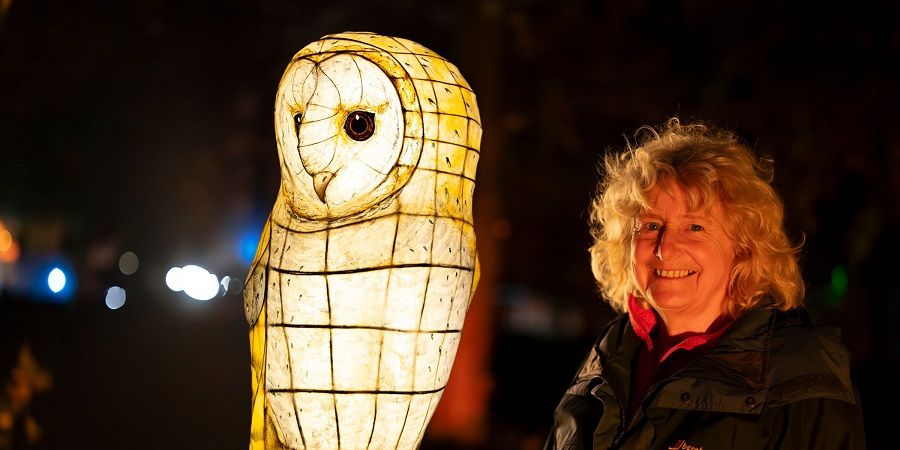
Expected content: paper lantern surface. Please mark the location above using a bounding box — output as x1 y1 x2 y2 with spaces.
243 32 481 450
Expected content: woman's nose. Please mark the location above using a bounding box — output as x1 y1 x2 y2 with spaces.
654 227 681 260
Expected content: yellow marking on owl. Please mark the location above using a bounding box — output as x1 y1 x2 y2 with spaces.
244 32 481 449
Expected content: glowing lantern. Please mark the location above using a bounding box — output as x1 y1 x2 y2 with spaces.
243 32 481 449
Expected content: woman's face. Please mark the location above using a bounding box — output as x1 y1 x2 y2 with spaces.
634 182 736 319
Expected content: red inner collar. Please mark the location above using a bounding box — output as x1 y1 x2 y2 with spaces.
627 294 733 362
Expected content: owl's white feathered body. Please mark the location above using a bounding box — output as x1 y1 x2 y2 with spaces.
244 33 481 450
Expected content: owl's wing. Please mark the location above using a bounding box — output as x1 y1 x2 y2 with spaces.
243 216 272 326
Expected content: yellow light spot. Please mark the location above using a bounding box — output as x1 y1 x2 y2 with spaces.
0 240 19 263
0 229 10 252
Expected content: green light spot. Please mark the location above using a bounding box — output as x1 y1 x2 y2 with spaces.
826 265 848 306
831 265 848 295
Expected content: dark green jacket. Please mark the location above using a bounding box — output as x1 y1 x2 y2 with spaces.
545 306 866 449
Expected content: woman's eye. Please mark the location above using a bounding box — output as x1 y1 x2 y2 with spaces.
690 224 704 232
644 222 660 231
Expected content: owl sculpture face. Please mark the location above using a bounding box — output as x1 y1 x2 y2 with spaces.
276 53 407 219
245 32 481 449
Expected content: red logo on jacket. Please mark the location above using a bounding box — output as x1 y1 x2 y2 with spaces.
668 440 702 450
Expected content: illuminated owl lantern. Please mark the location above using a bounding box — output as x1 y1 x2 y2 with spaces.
243 32 481 449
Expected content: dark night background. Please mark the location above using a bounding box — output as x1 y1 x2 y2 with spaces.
1 0 898 449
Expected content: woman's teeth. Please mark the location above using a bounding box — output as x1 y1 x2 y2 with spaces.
654 269 696 278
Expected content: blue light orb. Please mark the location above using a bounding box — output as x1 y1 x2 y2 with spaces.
238 229 262 264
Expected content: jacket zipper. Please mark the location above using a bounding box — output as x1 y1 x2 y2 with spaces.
594 373 628 450
601 376 625 449
611 376 683 448
617 375 690 446
610 367 733 448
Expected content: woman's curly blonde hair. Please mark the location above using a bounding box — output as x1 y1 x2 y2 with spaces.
588 118 804 318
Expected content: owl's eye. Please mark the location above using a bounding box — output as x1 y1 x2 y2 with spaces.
293 112 302 135
344 111 376 141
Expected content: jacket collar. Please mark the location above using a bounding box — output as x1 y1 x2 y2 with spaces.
677 306 773 388
595 304 772 391
592 302 856 409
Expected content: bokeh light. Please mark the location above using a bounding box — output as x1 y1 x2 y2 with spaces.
831 265 848 296
219 275 231 296
183 272 218 301
118 251 139 275
826 265 849 307
0 220 19 263
105 286 126 309
20 259 76 302
0 239 19 263
238 229 262 264
0 228 11 252
165 267 184 291
165 264 219 301
47 267 66 293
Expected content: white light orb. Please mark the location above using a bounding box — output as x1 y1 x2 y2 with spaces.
105 286 126 309
165 267 184 291
184 272 219 301
179 265 218 301
48 267 66 293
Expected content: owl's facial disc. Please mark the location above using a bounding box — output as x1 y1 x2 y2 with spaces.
275 52 407 219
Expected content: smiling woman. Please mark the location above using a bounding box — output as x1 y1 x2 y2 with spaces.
590 119 804 321
544 118 866 449
632 182 737 335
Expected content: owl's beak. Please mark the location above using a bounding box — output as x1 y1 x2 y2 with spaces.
312 172 334 203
